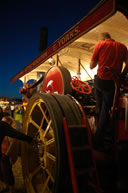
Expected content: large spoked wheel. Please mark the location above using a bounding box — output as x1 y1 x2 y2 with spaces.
21 93 83 193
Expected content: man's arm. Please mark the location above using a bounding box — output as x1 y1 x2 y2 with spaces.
89 43 99 69
122 50 128 76
4 122 33 143
90 61 97 69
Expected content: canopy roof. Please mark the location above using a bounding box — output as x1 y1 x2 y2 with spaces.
10 0 128 84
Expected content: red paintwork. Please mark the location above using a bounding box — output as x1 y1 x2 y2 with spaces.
42 67 64 94
63 118 79 193
116 96 128 140
70 76 92 95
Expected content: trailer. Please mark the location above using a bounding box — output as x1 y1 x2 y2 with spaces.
10 0 128 193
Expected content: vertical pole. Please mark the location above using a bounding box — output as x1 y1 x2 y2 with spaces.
56 55 59 66
77 59 81 80
125 94 128 132
63 118 79 193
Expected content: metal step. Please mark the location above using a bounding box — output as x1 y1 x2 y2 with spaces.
63 118 102 193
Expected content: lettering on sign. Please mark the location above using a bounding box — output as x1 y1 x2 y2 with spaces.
40 51 48 59
52 26 80 52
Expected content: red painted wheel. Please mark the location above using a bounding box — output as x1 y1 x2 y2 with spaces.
41 66 72 94
71 76 92 95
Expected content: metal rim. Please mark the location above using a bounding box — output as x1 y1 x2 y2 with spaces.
21 93 83 193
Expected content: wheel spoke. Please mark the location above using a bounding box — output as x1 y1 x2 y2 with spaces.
45 168 54 183
46 152 56 162
40 108 48 128
46 138 55 146
24 178 35 193
27 166 41 181
38 103 49 124
40 176 50 193
43 120 52 138
30 118 40 130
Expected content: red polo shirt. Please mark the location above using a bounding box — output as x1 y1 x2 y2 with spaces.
91 38 127 80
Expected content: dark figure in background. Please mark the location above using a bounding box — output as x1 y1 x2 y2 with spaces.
0 116 33 193
0 107 4 121
90 32 128 151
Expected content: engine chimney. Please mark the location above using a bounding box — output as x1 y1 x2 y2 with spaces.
39 27 48 55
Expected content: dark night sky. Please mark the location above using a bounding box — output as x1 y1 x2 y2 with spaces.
0 0 99 98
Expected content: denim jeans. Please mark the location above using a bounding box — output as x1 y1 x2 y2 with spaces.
94 75 115 145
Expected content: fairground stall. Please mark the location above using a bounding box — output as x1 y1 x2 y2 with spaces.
10 0 128 193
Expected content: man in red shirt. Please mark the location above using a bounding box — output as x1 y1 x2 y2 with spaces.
90 32 128 151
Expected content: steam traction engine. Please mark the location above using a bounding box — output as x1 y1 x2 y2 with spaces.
20 65 128 193
10 0 128 192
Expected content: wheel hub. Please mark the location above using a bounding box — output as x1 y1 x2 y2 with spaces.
37 140 44 158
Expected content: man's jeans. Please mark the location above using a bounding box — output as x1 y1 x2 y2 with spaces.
94 75 115 146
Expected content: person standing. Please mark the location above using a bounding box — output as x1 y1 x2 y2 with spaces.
0 116 33 193
89 32 128 151
0 107 4 121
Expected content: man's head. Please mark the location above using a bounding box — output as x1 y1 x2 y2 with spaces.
99 32 111 41
2 116 13 126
